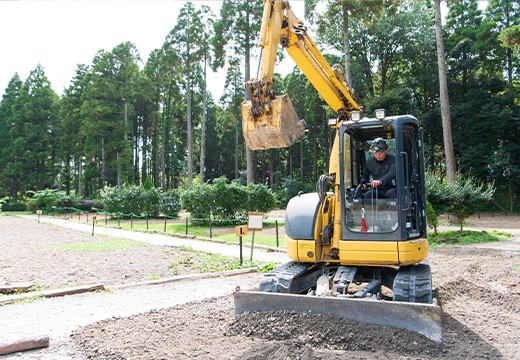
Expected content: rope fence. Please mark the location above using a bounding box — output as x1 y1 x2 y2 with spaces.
41 206 282 246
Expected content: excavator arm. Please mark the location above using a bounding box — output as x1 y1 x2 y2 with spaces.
242 0 361 150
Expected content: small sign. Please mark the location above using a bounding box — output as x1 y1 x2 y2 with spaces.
36 210 43 215
92 215 97 222
247 212 264 231
235 225 248 237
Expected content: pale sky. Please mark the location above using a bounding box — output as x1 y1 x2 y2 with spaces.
0 0 307 102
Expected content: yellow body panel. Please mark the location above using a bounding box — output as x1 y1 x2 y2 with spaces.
397 238 428 265
286 236 428 267
285 236 299 260
337 241 399 265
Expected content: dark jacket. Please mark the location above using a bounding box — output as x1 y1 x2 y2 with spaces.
361 154 396 189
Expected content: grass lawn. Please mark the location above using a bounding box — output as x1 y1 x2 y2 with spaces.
112 219 286 248
428 229 512 247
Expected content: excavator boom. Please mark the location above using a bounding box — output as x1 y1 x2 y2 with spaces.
237 0 441 344
242 0 360 150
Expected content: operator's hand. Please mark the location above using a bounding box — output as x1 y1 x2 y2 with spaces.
357 183 366 190
371 180 382 188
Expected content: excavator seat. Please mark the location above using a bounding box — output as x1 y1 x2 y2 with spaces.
241 94 305 150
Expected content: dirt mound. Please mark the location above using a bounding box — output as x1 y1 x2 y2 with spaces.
71 244 520 359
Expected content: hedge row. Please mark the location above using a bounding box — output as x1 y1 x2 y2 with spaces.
181 177 276 222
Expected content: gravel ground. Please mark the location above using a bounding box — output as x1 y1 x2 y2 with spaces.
1 213 519 359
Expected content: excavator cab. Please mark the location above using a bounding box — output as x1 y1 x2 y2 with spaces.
340 115 427 243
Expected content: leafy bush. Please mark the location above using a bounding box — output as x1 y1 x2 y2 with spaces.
75 199 105 212
247 183 276 213
426 200 439 234
180 183 215 220
279 177 315 208
101 185 180 217
144 187 163 217
212 177 248 219
159 189 181 216
426 171 494 231
180 178 277 223
26 189 74 212
1 202 27 212
101 184 146 215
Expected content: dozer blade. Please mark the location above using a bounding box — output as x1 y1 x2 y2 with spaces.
242 94 305 150
234 290 442 344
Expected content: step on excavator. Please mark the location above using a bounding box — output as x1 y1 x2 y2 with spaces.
235 0 442 343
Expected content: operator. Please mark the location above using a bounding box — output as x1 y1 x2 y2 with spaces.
358 138 396 202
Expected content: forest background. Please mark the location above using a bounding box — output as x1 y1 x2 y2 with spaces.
0 0 519 211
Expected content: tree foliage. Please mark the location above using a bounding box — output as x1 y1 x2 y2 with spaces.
426 171 494 231
0 1 518 212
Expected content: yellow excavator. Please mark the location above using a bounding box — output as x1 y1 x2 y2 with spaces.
234 0 442 343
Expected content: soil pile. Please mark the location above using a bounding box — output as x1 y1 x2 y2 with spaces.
72 245 519 359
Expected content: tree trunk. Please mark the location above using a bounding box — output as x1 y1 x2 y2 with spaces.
341 0 352 86
141 107 148 185
65 156 71 195
245 11 255 184
187 69 193 188
160 95 167 190
77 156 83 197
101 138 107 186
200 55 208 185
300 140 304 182
434 0 456 183
116 151 121 187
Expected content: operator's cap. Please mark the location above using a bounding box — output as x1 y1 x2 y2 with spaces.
371 138 388 152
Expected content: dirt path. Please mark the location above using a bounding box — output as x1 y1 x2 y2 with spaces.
1 273 262 360
1 213 519 359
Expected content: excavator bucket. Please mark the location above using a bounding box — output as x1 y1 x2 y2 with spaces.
242 94 305 150
234 290 443 344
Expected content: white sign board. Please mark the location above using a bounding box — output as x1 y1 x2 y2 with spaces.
247 212 264 231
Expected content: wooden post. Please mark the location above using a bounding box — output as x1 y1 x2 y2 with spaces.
276 220 279 247
0 336 49 356
250 230 255 261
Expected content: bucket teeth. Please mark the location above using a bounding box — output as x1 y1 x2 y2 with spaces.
242 94 305 150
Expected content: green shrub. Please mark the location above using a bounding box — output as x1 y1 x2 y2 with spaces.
212 177 248 219
101 184 146 215
426 200 439 234
180 183 215 220
101 185 181 217
144 187 162 216
1 202 27 212
247 183 276 213
26 189 74 212
75 199 104 212
180 178 276 223
160 189 181 216
279 177 315 208
426 171 494 231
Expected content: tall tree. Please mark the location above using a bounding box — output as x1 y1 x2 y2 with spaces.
80 42 141 193
213 0 263 184
198 5 216 185
219 56 245 180
0 74 22 198
7 65 59 197
59 64 90 196
486 0 520 105
166 2 207 188
434 0 457 183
